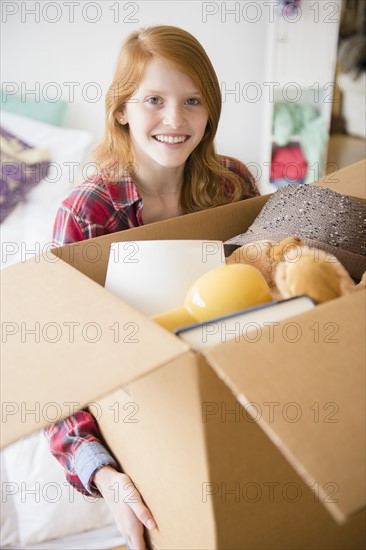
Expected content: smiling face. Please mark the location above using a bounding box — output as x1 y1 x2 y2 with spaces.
118 58 209 173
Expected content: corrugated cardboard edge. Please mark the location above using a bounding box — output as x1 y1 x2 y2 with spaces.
313 159 366 199
201 290 366 524
0 255 190 448
96 351 219 550
49 195 271 286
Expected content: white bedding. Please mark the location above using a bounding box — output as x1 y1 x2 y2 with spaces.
11 525 124 550
0 405 126 550
0 111 95 269
0 112 125 548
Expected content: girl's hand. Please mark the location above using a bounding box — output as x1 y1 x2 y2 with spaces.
94 465 157 550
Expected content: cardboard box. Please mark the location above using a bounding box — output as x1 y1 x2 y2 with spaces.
1 161 366 549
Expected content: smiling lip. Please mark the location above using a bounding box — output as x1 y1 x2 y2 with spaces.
152 134 190 144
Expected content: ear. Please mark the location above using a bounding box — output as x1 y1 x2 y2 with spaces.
115 110 128 125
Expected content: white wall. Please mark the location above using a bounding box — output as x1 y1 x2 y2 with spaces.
2 1 276 187
1 1 341 190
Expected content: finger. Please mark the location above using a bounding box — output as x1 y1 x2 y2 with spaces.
129 531 147 550
122 481 157 531
136 504 157 531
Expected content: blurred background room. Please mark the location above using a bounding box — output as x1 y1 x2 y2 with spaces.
327 0 366 170
1 0 365 268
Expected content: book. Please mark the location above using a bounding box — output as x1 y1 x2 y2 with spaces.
175 295 315 351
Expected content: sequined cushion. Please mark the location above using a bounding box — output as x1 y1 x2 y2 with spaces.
224 185 366 280
0 126 50 223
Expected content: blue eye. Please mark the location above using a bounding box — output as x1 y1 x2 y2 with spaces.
186 98 201 106
147 97 162 105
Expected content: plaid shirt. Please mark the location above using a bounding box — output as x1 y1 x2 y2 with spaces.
45 411 118 497
46 155 259 497
52 155 259 246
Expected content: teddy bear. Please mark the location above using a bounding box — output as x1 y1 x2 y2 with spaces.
226 236 365 304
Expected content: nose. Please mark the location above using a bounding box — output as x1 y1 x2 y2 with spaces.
162 103 186 129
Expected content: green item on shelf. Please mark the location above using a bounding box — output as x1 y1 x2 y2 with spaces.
300 116 329 184
272 102 329 184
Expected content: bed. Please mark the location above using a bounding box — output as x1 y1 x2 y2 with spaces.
0 111 125 548
0 111 97 269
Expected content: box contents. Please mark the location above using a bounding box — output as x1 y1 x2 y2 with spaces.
152 263 272 332
175 294 315 351
104 240 225 317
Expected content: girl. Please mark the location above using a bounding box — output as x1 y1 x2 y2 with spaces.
47 25 259 549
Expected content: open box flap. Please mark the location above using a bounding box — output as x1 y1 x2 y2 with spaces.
51 194 270 287
313 159 366 199
1 256 189 448
201 290 366 523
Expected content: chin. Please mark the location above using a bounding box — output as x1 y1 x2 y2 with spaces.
153 155 189 169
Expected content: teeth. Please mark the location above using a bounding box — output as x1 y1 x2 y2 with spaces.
154 135 187 144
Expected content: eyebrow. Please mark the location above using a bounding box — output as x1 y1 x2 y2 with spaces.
142 89 202 96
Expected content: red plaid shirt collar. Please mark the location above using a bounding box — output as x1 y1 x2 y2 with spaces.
53 155 259 247
102 170 142 210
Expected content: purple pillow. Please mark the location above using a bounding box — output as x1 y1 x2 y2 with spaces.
0 126 51 223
